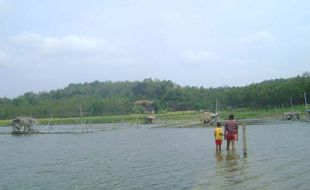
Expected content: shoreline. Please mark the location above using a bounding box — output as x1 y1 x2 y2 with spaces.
1 107 309 127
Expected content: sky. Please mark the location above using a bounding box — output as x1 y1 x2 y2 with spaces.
0 0 310 98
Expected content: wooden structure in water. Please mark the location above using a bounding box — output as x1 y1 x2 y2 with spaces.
283 112 300 120
283 96 300 121
305 110 310 121
11 117 38 134
242 125 248 156
135 100 156 124
199 111 219 125
144 115 156 124
304 93 310 121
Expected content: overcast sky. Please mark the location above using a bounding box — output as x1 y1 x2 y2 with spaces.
0 0 309 98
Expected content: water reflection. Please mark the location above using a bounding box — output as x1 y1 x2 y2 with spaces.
214 150 249 188
215 151 224 162
224 150 241 172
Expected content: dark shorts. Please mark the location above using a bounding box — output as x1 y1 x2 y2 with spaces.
215 139 222 145
226 133 237 141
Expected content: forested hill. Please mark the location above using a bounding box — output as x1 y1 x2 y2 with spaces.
0 72 310 119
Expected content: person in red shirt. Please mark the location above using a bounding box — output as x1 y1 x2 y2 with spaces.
224 114 238 151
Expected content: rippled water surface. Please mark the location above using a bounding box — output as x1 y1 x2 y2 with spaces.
1 122 310 190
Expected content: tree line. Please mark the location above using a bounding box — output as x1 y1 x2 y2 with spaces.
0 72 309 119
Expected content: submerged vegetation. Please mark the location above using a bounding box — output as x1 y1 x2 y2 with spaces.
0 72 309 123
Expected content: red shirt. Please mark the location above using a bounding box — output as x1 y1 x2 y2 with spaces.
225 120 238 134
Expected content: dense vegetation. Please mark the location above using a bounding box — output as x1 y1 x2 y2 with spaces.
0 72 309 120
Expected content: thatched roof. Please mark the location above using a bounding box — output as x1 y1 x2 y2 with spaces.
12 117 38 126
11 117 38 134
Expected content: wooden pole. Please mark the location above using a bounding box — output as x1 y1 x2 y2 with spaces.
274 106 278 120
242 125 248 156
135 113 139 127
305 92 308 110
290 97 294 111
305 92 310 122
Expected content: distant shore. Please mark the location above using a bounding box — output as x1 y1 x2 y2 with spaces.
1 106 309 127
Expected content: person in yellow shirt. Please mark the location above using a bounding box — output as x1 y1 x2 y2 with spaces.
214 122 223 151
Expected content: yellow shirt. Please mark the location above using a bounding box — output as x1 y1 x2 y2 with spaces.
214 127 223 140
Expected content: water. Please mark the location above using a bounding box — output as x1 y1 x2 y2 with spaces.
1 122 310 190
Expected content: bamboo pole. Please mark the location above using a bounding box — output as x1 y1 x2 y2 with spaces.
135 113 139 127
305 92 310 122
305 92 308 110
242 125 248 156
274 106 278 120
290 97 294 111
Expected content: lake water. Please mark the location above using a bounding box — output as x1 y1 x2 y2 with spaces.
1 122 310 190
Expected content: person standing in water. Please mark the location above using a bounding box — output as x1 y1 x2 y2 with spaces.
224 114 238 151
214 122 223 151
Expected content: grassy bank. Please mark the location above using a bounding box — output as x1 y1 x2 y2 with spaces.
0 105 308 126
0 111 198 126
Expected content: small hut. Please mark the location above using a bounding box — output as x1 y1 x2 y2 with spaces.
283 112 300 120
199 111 219 125
11 117 38 134
144 115 156 124
134 100 156 124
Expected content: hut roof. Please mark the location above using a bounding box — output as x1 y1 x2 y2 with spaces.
12 117 38 125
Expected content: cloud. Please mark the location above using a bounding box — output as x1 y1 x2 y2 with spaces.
7 31 138 71
43 35 98 53
243 30 275 42
12 32 98 54
183 49 218 63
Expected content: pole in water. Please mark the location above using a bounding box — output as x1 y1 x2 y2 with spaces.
242 125 248 156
